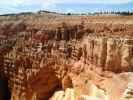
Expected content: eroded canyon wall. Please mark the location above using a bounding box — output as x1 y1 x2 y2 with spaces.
82 36 133 72
0 13 133 100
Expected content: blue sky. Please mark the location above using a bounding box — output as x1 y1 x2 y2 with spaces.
0 0 133 14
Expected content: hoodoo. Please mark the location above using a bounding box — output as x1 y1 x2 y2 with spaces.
0 11 133 100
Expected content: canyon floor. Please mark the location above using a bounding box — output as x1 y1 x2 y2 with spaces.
0 11 133 100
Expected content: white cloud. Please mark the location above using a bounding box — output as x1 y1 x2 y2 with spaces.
0 0 54 7
55 0 133 4
0 0 132 7
0 0 55 14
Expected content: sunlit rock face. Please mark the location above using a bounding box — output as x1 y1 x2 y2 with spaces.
0 12 133 100
121 82 133 100
82 36 133 72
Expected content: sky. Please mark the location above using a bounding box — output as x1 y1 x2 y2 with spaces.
0 0 133 14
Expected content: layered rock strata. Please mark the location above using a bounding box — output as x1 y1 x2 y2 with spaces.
81 36 133 72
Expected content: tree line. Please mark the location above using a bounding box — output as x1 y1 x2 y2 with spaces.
93 11 133 15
